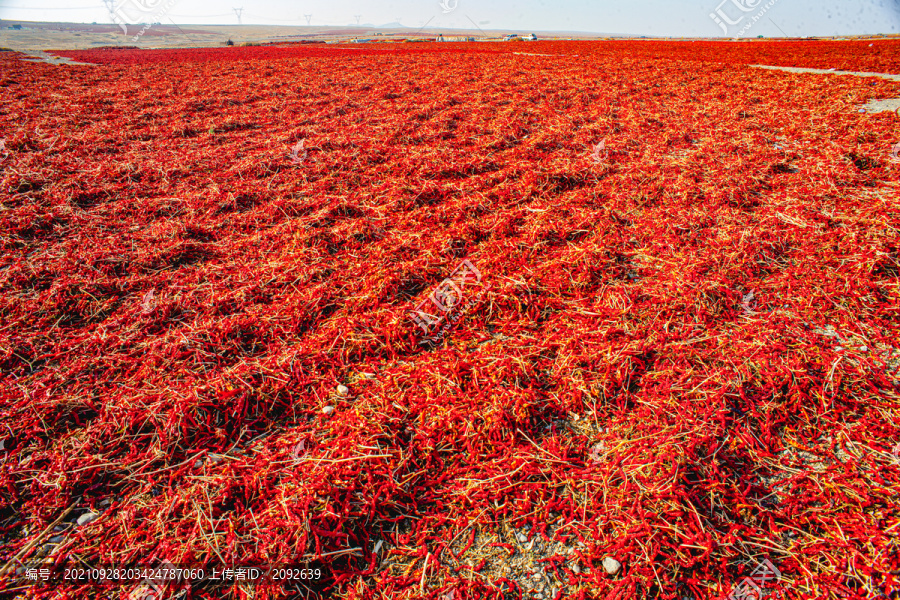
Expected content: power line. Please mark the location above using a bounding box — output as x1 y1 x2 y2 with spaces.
465 14 487 36
769 17 789 37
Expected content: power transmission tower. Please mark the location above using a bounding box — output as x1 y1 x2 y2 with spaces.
304 14 312 26
355 15 361 25
233 7 243 24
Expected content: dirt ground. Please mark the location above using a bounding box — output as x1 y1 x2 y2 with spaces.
0 21 600 52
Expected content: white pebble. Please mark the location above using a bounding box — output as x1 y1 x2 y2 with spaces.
602 556 622 575
516 532 527 543
322 406 335 415
193 460 203 468
49 535 65 544
337 385 349 396
571 563 581 574
76 512 98 526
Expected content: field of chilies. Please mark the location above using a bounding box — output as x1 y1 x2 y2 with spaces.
0 39 899 599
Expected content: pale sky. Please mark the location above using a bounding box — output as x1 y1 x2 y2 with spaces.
0 0 898 37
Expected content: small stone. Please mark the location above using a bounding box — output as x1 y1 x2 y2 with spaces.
76 512 98 526
571 563 581 574
534 594 543 600
516 532 527 543
322 405 335 415
859 345 868 352
193 460 203 468
49 535 65 544
209 455 223 464
602 556 622 575
532 572 541 581
336 384 349 396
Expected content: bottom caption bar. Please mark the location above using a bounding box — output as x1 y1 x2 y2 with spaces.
19 562 324 586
